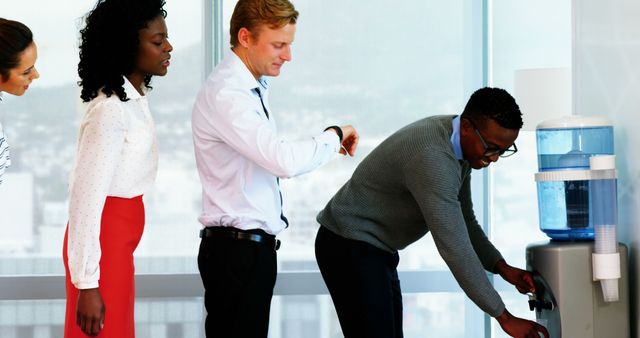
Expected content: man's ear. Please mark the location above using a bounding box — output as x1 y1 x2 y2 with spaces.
460 117 472 131
460 117 476 140
237 27 252 48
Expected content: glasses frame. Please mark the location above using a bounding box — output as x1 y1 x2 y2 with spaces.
465 118 518 158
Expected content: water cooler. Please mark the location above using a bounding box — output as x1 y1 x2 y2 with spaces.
526 116 630 338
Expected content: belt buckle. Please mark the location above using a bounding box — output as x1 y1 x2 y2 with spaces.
274 239 281 251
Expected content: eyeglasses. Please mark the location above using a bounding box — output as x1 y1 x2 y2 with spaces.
466 118 518 158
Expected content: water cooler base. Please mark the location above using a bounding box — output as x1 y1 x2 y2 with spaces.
526 241 629 338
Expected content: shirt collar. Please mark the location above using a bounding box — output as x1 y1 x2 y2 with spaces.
227 50 269 92
450 115 464 160
256 77 269 92
121 76 147 100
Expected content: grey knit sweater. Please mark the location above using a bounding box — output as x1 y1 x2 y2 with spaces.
317 115 506 317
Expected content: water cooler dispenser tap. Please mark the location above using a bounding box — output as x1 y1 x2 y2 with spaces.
527 293 554 313
526 274 556 313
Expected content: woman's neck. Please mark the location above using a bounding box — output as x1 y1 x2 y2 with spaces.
126 73 146 96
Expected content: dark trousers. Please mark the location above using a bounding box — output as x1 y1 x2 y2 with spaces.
315 226 403 338
198 229 277 338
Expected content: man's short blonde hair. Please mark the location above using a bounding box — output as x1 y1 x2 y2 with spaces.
230 0 298 47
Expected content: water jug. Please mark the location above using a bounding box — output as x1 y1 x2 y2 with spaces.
535 116 613 240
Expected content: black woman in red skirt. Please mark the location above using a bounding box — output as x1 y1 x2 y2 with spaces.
63 0 172 336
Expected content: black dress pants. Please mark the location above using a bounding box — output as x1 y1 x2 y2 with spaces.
315 226 403 338
198 230 277 338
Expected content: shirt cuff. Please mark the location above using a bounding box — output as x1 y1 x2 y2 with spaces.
75 280 99 290
318 130 341 152
323 126 343 143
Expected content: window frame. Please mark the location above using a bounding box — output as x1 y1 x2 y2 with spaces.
0 1 497 337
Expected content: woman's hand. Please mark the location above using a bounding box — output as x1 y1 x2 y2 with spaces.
76 288 105 336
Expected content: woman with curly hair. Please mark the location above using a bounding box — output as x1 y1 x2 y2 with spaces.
63 0 172 336
0 18 39 185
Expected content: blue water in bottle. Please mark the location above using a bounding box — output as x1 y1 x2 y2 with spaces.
535 118 613 241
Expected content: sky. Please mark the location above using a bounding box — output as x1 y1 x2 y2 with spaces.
3 0 202 87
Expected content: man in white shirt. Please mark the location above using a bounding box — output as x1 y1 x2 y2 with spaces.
191 0 359 337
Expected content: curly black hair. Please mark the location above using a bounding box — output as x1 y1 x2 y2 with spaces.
0 18 33 81
78 0 167 102
461 87 523 130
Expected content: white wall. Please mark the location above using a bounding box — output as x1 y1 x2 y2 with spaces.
573 1 640 336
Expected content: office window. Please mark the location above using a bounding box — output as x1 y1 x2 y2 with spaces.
0 0 203 274
0 0 203 337
0 1 481 273
0 0 567 337
266 0 482 272
489 0 572 336
270 294 468 338
0 299 204 338
248 0 486 336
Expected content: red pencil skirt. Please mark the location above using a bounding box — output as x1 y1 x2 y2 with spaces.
63 195 145 338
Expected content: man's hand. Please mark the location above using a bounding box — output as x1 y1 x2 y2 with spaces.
496 309 549 338
76 288 105 336
339 125 359 156
494 259 535 294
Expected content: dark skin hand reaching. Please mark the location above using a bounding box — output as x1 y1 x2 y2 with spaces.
493 259 549 338
76 288 105 336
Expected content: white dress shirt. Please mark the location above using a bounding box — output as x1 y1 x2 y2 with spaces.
67 77 158 289
192 51 341 235
0 93 10 186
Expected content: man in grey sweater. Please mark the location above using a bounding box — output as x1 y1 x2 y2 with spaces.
315 87 549 338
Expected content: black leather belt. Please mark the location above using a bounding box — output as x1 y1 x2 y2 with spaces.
199 227 281 251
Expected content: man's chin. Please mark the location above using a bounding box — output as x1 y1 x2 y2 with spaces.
470 161 488 170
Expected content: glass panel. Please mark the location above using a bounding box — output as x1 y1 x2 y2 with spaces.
221 0 481 271
0 300 65 338
0 293 471 338
1 0 480 275
489 133 547 268
490 0 572 335
2 0 485 336
135 0 203 270
0 299 203 338
491 0 572 87
0 0 203 275
134 298 205 338
0 1 95 275
271 293 467 338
